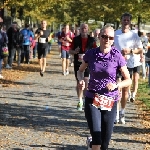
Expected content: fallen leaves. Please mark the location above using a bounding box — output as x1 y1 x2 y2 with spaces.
0 59 40 87
135 101 150 150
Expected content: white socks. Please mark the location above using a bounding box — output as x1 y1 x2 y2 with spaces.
120 108 125 114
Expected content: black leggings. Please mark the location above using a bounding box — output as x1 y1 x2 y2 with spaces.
84 97 117 150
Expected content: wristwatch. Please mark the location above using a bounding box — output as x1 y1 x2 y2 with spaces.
130 49 133 54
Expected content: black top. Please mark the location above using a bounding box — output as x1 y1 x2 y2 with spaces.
72 34 95 66
7 27 21 46
35 28 50 48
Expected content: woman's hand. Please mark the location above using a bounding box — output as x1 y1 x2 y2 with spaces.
78 80 85 90
106 83 118 91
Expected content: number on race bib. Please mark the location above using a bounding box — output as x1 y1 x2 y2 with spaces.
92 93 115 111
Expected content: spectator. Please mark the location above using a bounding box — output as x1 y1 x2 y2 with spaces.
1 24 9 69
0 24 8 78
7 22 21 67
20 23 34 64
33 24 38 58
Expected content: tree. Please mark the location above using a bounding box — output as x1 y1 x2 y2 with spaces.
3 0 150 28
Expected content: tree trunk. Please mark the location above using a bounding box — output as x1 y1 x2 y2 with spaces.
137 16 141 31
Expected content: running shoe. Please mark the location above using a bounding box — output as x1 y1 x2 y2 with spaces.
130 94 135 102
86 136 92 150
66 70 69 75
40 71 44 77
119 113 125 124
77 101 83 111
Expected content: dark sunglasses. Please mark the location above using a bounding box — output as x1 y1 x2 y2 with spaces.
101 35 114 40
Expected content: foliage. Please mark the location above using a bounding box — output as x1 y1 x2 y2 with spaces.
2 0 150 26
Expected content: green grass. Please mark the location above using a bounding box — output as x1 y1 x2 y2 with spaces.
137 79 150 109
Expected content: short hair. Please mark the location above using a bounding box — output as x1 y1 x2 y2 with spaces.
41 20 47 23
63 24 69 27
94 28 100 34
100 25 114 35
121 12 132 20
25 23 29 28
80 23 89 29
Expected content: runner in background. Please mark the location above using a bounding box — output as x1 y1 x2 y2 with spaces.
89 31 94 37
139 30 148 80
70 23 96 111
70 27 76 67
146 33 150 92
94 29 100 47
75 27 80 36
57 27 64 57
34 20 51 77
114 13 143 124
48 29 54 54
59 24 74 76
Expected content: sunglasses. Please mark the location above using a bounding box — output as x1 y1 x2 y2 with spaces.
101 35 114 40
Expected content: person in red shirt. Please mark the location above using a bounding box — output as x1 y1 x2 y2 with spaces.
70 23 96 111
59 24 74 75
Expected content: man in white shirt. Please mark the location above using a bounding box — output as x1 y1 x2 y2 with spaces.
140 30 148 79
114 12 143 124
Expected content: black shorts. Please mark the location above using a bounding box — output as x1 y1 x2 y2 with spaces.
37 46 48 59
117 66 141 80
127 66 141 78
74 65 89 81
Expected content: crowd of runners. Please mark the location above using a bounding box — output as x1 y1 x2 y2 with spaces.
0 12 150 150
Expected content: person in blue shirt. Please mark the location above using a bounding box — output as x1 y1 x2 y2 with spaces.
20 23 34 64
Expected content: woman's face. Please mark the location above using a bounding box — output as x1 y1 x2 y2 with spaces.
64 25 69 33
100 28 114 48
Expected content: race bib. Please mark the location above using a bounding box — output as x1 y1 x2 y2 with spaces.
78 54 85 62
92 93 115 111
62 41 70 46
39 38 46 43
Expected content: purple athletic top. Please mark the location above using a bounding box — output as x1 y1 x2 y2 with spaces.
83 46 126 101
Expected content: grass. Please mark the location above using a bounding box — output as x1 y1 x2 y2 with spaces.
137 79 150 109
136 79 150 139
